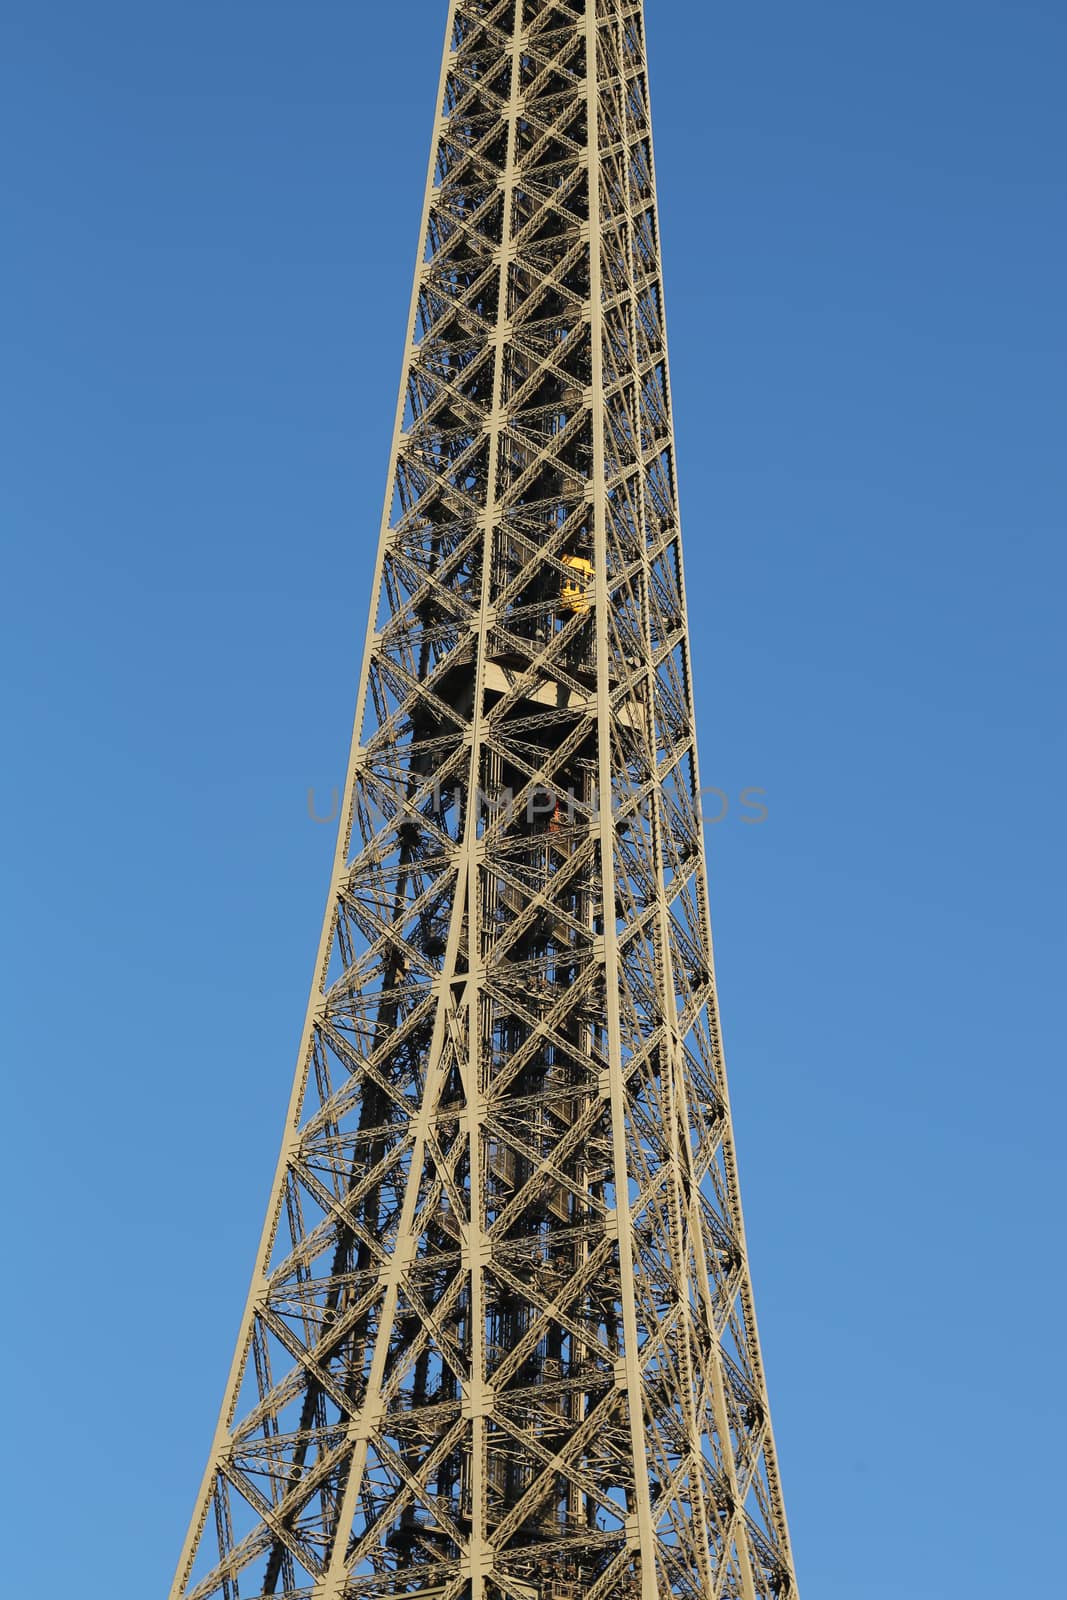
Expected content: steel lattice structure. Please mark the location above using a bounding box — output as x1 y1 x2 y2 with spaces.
171 4 799 1599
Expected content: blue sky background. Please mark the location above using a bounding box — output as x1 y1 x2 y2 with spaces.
1 1 1065 1592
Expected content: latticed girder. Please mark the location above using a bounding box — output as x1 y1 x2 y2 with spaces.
171 3 798 1598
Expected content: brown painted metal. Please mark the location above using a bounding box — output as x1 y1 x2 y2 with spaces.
170 5 799 1598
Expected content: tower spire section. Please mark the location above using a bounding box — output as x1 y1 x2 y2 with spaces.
171 4 799 1598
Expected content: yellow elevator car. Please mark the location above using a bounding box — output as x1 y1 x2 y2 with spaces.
560 553 593 615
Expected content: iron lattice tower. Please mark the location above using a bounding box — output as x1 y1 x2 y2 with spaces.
172 4 798 1599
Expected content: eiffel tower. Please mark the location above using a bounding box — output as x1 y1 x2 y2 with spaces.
170 5 799 1598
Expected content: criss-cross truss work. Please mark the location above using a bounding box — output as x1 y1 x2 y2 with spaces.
172 4 799 1598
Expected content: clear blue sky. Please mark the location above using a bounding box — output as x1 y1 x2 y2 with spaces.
1 1 1064 1593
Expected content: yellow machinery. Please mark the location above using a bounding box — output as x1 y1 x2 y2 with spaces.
560 554 593 615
